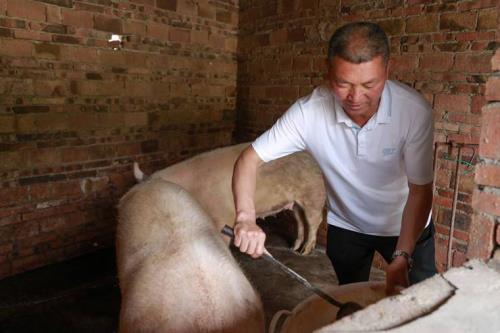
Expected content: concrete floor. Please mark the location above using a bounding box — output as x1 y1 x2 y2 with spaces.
0 218 384 333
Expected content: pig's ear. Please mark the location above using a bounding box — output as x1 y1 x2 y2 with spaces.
133 162 145 182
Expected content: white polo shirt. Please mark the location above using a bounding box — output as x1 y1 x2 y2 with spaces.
252 80 433 236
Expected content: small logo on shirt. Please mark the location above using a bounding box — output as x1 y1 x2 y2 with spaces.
382 147 397 156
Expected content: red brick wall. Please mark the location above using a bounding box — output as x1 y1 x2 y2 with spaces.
467 49 500 261
0 0 238 278
237 0 498 271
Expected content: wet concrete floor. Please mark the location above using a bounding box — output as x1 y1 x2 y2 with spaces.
0 218 384 333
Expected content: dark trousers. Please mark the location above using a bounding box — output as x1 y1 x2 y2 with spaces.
326 222 437 285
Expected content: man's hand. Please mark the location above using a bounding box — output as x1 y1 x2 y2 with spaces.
234 218 266 259
385 256 409 295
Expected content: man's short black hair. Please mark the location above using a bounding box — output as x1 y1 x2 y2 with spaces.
327 22 390 64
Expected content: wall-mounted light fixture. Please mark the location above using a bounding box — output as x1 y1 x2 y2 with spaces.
108 34 123 50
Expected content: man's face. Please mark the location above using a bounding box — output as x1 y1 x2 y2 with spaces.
327 55 389 124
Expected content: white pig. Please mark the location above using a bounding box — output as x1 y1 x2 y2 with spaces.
117 179 265 333
134 143 326 255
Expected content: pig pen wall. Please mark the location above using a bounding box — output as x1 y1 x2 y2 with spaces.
467 49 500 262
0 0 238 278
235 0 498 271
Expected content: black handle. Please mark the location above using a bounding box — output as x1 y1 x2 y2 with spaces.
221 225 235 238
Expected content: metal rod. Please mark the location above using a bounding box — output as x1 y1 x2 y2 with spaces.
447 144 462 269
221 225 345 308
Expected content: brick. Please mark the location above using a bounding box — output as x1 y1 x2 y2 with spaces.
197 0 214 19
492 49 500 71
419 53 453 71
479 105 500 159
391 54 418 72
472 189 500 217
440 12 477 31
38 0 74 8
0 150 29 172
406 15 438 33
46 6 62 24
17 113 68 133
458 0 499 10
497 224 500 246
147 21 169 40
452 250 467 267
270 29 287 45
434 94 470 113
293 56 311 72
288 27 305 42
0 115 15 133
12 253 46 275
0 243 13 255
454 53 492 73
157 0 176 11
123 20 146 36
169 28 190 43
471 41 493 51
22 203 77 221
130 0 155 5
177 0 196 15
216 9 231 23
34 42 61 59
0 213 22 227
456 31 496 42
0 26 11 37
378 18 404 35
0 78 33 96
76 81 124 96
92 113 125 129
475 164 500 187
458 171 475 194
0 38 33 57
225 36 237 53
209 33 225 49
471 95 486 114
191 29 208 44
467 213 495 259
30 148 62 168
16 29 51 42
7 0 46 22
453 228 469 243
62 9 94 29
61 45 99 63
14 220 40 239
94 14 122 33
29 183 53 202
52 34 80 44
485 77 500 101
0 187 30 208
0 17 26 28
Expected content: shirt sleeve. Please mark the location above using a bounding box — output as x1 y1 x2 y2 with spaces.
403 103 434 185
252 101 307 162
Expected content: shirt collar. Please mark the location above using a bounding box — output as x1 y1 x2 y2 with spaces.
375 82 392 124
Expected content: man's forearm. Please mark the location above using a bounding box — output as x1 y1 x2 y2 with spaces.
232 146 263 223
396 182 433 255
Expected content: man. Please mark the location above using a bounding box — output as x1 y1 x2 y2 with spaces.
231 21 437 294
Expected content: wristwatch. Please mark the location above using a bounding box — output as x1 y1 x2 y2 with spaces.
391 250 414 269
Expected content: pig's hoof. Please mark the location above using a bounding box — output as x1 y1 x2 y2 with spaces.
298 242 315 255
292 239 302 252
